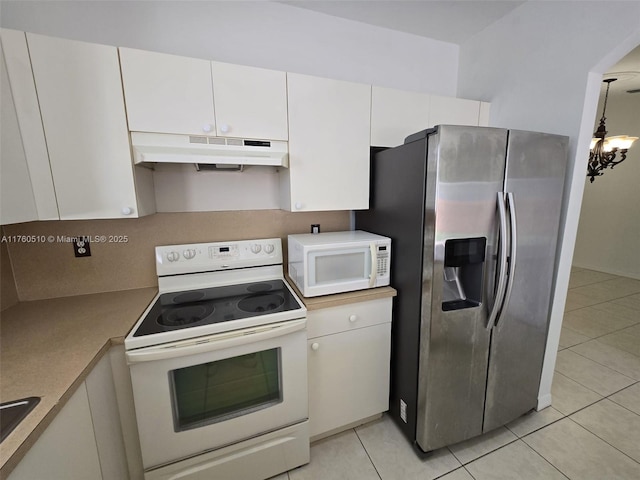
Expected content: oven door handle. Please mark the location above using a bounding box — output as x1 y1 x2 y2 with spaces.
126 319 306 364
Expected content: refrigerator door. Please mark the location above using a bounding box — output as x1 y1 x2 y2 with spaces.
416 126 508 451
483 130 569 432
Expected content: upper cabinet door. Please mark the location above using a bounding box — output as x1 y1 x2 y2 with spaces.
211 61 288 140
284 73 371 212
371 86 430 147
119 48 215 136
27 33 143 219
1 43 38 224
428 94 482 127
1 29 58 223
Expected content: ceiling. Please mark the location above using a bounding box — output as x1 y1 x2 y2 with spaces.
282 0 640 93
281 1 524 45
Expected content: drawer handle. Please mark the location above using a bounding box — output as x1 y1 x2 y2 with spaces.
349 315 358 323
311 342 320 351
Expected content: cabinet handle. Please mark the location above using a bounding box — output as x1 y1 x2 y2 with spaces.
311 342 319 351
202 123 213 133
349 315 358 323
219 123 230 134
121 207 133 216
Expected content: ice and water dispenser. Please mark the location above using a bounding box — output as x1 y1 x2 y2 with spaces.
442 237 486 311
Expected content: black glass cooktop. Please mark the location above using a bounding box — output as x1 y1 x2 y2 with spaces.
134 279 302 337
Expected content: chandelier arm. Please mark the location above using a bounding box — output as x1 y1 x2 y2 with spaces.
608 149 628 169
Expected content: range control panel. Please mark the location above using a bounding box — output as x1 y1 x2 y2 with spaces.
156 238 282 277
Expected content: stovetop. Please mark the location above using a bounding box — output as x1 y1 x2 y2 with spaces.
125 238 306 350
133 279 302 338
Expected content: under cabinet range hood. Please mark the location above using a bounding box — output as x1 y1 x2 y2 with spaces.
130 132 289 168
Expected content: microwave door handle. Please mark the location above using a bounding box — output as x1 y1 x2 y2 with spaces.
126 319 306 364
369 243 378 288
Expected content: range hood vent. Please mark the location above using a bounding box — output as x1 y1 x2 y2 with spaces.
131 132 288 167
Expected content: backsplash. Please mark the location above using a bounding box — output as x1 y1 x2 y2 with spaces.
1 210 350 302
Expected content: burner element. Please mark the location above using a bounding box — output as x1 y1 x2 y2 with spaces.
173 291 206 303
238 293 284 313
158 305 215 327
247 283 274 293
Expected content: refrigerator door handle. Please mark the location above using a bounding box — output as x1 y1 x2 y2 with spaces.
487 192 509 330
495 192 518 328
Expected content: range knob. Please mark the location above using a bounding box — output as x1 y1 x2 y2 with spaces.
166 251 180 262
183 249 196 260
251 244 262 254
264 244 275 254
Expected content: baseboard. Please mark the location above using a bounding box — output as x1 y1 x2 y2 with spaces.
537 393 552 411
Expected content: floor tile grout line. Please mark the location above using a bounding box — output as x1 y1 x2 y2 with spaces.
565 285 640 311
506 413 567 440
450 434 521 467
553 367 636 405
353 426 383 480
565 344 640 380
432 465 472 480
552 370 606 402
564 416 640 466
519 436 572 480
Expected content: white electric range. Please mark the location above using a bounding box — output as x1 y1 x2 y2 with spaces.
124 238 309 480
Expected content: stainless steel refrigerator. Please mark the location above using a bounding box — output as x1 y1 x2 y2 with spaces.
356 125 569 452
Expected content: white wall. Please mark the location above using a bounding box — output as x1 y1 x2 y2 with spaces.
573 90 640 279
0 0 458 95
457 1 640 409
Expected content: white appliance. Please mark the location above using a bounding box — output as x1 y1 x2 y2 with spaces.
130 131 288 168
124 238 309 480
288 230 391 297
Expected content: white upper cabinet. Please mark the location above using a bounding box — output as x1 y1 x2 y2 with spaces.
371 86 430 147
1 38 38 224
282 73 371 212
428 94 482 127
120 49 288 140
479 101 491 126
120 48 216 136
211 61 288 140
0 29 58 224
27 33 154 219
371 87 488 147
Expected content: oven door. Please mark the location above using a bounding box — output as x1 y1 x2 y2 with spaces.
126 319 308 470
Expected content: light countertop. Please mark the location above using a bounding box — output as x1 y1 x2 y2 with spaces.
0 287 158 477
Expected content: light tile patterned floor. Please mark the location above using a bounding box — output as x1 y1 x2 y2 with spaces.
274 268 640 479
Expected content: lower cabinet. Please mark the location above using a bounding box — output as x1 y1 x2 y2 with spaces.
8 349 140 480
306 297 392 439
8 383 102 480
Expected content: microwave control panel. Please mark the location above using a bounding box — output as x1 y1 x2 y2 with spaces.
376 244 390 277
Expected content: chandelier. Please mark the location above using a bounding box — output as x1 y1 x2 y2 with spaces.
587 78 637 183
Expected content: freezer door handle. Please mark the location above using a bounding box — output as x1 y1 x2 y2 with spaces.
496 192 518 328
487 192 509 330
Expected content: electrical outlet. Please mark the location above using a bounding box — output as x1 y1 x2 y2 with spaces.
311 224 320 234
73 237 91 257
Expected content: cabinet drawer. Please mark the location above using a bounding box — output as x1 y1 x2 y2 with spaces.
306 297 392 339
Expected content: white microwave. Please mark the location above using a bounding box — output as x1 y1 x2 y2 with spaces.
288 230 391 297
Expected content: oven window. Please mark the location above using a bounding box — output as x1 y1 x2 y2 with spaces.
170 348 282 432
